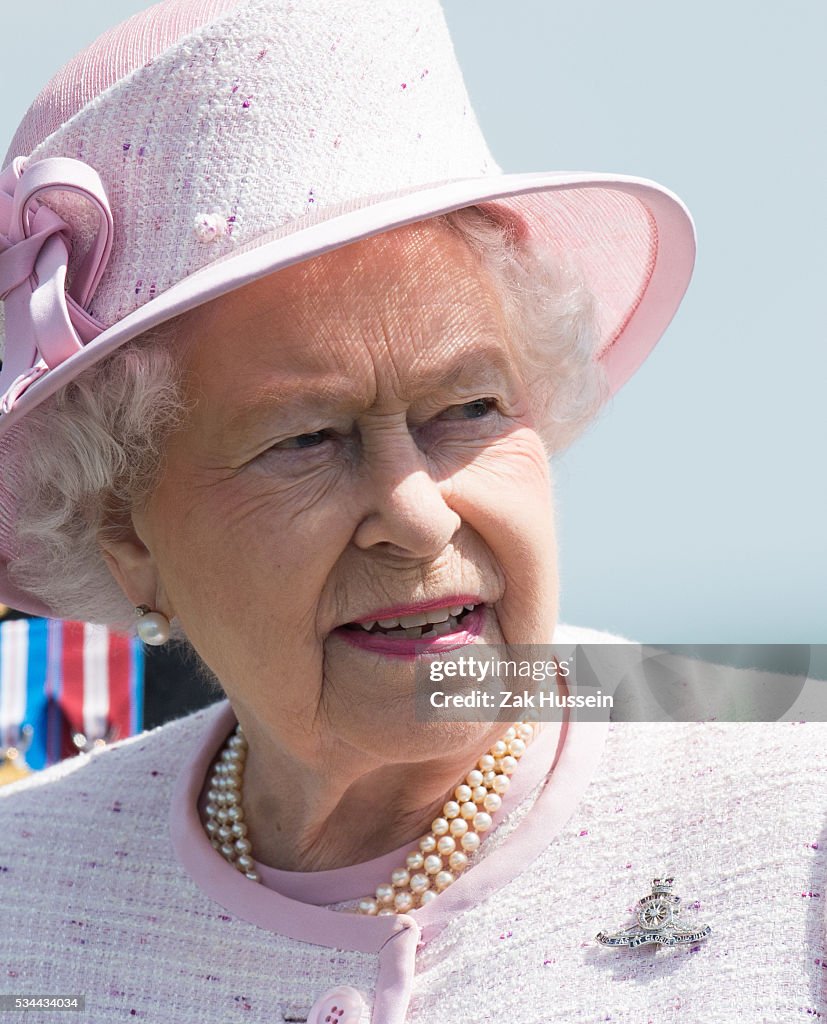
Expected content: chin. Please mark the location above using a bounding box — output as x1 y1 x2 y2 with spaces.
354 720 504 762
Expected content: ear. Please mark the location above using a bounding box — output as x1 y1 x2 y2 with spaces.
97 514 176 619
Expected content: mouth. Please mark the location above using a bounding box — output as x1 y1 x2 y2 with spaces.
343 602 479 640
332 600 487 656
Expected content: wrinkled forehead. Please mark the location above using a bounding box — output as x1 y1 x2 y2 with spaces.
173 219 516 402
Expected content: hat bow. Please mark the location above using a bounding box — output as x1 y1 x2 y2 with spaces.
0 156 113 413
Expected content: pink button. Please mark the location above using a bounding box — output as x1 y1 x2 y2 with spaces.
307 985 365 1024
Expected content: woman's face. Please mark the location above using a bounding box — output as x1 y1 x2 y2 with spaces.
116 220 559 755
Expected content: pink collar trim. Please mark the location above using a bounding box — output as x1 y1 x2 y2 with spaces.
170 700 609 951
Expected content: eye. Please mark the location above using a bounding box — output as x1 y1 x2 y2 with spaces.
439 398 499 420
271 430 331 450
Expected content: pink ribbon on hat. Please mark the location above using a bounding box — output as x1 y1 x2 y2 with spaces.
0 156 113 414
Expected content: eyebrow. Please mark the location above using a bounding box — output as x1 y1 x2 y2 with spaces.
219 343 519 438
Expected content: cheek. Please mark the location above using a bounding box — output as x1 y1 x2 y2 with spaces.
443 428 554 534
149 476 354 640
445 430 558 628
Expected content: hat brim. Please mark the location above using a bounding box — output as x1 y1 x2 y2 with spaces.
0 169 694 439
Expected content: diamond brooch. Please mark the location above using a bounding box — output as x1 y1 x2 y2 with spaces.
596 877 711 949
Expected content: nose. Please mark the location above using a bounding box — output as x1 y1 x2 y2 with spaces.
351 427 461 558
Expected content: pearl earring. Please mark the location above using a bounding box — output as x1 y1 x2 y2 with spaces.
135 604 171 645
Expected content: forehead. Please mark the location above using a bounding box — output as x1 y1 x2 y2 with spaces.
175 218 515 415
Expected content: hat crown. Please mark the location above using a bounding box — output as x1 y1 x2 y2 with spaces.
4 0 495 331
4 0 245 166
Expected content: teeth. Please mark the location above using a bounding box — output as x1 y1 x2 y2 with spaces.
388 614 464 640
367 605 478 630
425 608 452 624
351 603 480 635
398 612 428 628
404 618 457 640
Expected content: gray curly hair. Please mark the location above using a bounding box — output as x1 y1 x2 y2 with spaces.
5 206 609 629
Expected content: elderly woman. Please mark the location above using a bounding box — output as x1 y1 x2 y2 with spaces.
0 1 824 1022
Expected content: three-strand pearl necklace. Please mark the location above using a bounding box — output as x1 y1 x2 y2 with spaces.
204 720 536 915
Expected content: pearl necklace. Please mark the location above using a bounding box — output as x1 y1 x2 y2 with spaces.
204 720 537 915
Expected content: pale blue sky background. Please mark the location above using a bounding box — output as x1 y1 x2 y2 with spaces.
2 1 824 642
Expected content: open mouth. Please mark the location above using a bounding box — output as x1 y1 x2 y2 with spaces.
342 603 480 641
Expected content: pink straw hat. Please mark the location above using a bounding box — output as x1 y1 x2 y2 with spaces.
0 0 695 615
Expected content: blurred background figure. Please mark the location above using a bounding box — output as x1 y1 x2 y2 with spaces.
0 604 215 784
